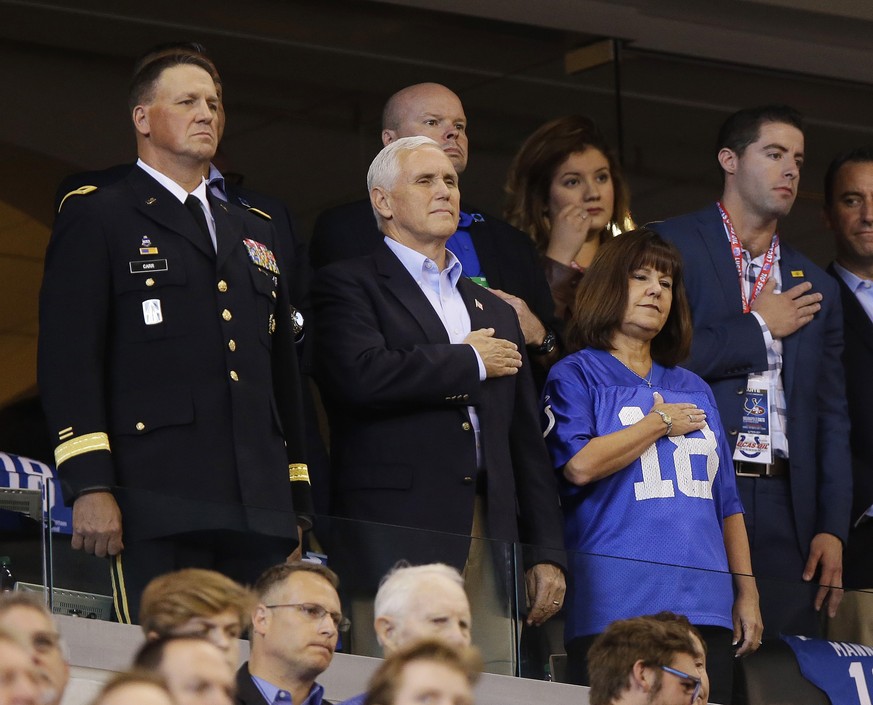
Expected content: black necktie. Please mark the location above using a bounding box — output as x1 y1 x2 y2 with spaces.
184 194 213 250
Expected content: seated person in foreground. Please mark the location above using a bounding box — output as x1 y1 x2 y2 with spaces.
364 639 481 705
139 568 254 669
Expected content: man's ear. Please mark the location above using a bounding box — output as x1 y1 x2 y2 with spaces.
374 616 396 651
630 659 655 694
251 604 270 638
717 147 738 176
382 129 397 147
371 187 393 221
133 105 150 136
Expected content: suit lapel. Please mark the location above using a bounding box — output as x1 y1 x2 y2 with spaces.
696 205 746 312
458 277 492 331
126 167 215 259
373 244 450 343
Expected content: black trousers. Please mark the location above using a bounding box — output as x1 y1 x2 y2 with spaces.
110 529 291 624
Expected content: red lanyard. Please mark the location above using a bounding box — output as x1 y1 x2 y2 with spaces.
717 201 779 314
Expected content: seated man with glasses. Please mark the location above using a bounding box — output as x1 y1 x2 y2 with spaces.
239 562 347 705
0 593 69 705
587 613 706 705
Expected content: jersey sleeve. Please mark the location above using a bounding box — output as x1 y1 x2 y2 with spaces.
542 358 596 470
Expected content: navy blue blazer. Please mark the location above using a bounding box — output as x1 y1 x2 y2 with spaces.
652 204 852 550
828 264 873 527
312 243 565 573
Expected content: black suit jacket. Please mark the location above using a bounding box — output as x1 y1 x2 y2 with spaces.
40 166 312 541
235 662 333 705
828 263 873 583
235 663 266 705
312 243 564 574
652 205 852 551
311 198 560 353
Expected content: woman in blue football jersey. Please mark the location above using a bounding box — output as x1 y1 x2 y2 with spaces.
542 228 761 703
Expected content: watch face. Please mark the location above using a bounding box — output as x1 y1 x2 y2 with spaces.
663 413 671 424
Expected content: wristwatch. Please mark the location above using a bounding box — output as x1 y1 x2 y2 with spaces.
651 409 672 436
530 329 557 356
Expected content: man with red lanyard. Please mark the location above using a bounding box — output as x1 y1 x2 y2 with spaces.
652 105 852 641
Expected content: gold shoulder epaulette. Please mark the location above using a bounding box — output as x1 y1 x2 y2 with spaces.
58 185 98 214
247 207 273 221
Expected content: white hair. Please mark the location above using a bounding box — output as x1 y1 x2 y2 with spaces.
367 135 442 193
374 563 466 620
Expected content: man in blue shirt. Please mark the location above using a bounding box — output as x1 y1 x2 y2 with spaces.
823 146 873 646
237 563 344 705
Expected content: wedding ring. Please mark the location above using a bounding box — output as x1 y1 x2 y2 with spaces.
688 414 693 423
552 600 561 605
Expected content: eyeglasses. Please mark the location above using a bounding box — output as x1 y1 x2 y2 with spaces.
30 631 62 654
660 665 702 704
263 603 351 632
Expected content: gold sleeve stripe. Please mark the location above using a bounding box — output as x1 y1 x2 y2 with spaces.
55 432 111 467
59 429 74 441
58 185 98 214
289 464 310 484
247 207 272 221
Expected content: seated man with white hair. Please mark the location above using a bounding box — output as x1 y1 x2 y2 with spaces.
339 563 471 705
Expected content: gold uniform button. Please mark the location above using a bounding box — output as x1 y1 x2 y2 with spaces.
230 370 239 381
145 278 155 287
217 280 228 293
462 476 474 485
135 422 145 431
461 422 471 431
228 339 236 352
222 309 232 321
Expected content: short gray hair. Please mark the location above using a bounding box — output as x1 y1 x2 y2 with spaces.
374 563 465 620
367 136 443 194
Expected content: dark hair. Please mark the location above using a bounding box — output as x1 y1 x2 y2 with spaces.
565 228 692 366
823 145 873 209
505 115 633 251
717 105 803 163
588 615 697 705
364 639 481 705
128 52 218 112
253 561 340 600
132 634 215 672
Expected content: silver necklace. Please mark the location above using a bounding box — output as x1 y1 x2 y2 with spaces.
610 352 653 388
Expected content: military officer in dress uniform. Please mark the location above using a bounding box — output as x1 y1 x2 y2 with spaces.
38 52 312 623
